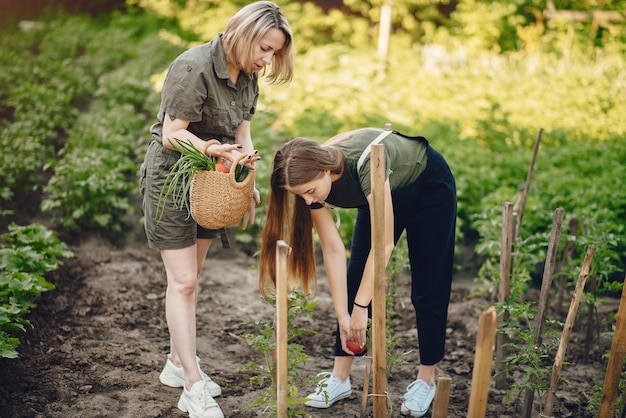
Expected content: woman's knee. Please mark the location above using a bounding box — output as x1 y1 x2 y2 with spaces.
168 271 198 294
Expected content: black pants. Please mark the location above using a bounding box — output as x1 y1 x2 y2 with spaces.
334 145 457 365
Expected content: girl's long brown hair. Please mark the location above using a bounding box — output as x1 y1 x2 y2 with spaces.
258 137 343 297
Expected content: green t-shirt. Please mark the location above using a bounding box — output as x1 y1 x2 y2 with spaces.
322 128 428 208
150 33 259 144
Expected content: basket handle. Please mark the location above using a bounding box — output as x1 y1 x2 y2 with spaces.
228 152 254 189
201 139 222 155
201 139 255 189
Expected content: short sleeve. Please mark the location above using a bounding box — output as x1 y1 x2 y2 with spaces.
160 59 206 123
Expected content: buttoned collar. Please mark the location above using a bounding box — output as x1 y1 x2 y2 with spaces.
211 33 254 83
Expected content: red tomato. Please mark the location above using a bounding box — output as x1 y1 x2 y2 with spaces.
215 163 230 173
347 339 365 354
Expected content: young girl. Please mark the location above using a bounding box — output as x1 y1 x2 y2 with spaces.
140 2 294 417
259 127 456 417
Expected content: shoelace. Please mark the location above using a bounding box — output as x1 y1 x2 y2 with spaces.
193 382 218 408
407 381 432 405
199 369 214 382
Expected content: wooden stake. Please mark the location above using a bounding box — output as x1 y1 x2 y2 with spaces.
432 376 452 418
467 306 498 418
275 240 291 418
361 358 371 417
496 202 514 389
371 144 388 417
556 217 579 311
583 274 597 363
598 272 626 418
544 245 596 417
520 207 564 418
513 128 543 241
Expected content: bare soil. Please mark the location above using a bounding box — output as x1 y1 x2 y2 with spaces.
0 228 617 417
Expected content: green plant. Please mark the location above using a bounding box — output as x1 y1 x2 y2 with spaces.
0 223 73 358
41 148 136 232
498 301 563 414
241 291 317 417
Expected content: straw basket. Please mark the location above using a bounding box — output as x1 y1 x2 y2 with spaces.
190 149 255 230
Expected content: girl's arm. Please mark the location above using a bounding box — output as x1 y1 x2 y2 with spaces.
311 206 353 351
349 179 395 345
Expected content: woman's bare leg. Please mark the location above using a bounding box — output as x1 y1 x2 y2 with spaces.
161 238 212 389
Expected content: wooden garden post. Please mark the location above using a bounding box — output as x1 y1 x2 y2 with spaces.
598 273 626 417
495 202 514 389
556 217 579 311
513 128 543 241
467 306 498 418
520 207 564 418
371 144 388 417
583 273 598 363
431 376 452 418
360 360 371 417
544 245 596 417
275 240 291 418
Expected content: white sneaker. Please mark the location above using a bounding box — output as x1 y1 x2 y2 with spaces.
178 380 224 418
159 354 221 397
400 379 436 417
304 372 352 408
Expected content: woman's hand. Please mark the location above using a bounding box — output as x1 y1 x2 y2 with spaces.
203 141 242 159
205 142 260 169
241 187 260 230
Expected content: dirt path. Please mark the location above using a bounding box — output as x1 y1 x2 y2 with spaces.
0 233 613 417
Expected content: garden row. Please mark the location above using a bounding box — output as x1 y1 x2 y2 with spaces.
0 12 185 357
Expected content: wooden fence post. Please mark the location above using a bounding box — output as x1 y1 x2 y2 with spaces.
544 245 596 417
520 207 564 417
598 273 626 417
556 217 579 311
496 202 514 389
513 129 543 241
467 306 498 418
275 240 291 418
371 144 388 417
432 376 452 418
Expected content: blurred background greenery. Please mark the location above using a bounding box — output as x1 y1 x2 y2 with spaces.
1 0 625 290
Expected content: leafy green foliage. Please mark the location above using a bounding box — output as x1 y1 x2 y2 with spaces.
41 147 136 231
241 292 317 416
0 223 73 358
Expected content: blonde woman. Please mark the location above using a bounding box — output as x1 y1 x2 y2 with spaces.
139 2 294 417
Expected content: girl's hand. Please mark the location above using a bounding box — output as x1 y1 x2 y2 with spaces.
349 306 368 348
338 316 353 354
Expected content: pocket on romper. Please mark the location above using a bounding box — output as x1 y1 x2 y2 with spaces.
139 162 147 196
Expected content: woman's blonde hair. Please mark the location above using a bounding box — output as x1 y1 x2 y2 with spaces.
258 137 343 297
222 1 294 85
